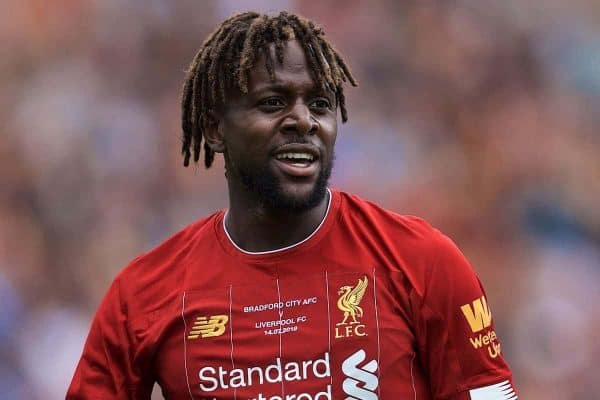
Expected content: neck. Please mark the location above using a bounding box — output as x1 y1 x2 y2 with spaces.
224 186 330 253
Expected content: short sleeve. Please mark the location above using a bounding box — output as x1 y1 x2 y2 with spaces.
410 233 518 400
66 278 154 400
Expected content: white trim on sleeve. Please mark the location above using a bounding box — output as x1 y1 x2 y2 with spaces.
469 380 517 400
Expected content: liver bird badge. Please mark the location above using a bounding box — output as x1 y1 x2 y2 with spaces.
336 276 368 325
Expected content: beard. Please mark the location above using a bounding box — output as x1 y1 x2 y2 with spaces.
230 153 333 213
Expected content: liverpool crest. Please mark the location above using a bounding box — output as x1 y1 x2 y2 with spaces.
335 276 368 338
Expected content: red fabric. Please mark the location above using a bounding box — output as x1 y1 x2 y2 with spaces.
67 189 516 399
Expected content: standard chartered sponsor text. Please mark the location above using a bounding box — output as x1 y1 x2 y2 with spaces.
251 386 331 400
198 352 331 399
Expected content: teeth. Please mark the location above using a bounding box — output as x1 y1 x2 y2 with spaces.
275 152 314 161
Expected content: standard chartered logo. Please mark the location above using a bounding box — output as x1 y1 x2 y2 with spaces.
198 353 330 393
196 350 378 399
342 349 378 400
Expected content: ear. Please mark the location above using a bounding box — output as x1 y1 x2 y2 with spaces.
203 111 226 153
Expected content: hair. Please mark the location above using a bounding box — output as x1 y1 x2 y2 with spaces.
181 11 357 168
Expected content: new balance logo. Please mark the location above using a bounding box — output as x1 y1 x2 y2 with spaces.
460 296 492 333
342 349 378 400
187 315 229 339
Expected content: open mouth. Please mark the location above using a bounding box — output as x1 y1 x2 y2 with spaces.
272 147 320 177
274 152 315 168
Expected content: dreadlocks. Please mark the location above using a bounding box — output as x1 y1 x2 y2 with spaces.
181 11 357 168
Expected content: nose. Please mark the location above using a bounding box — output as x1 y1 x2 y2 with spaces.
281 102 318 136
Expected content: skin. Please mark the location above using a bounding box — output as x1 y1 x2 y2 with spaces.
204 39 338 252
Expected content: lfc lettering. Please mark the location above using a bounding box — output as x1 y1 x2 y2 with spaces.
335 323 367 339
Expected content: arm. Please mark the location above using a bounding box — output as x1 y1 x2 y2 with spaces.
411 233 517 399
67 278 154 400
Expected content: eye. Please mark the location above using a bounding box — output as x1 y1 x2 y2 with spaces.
310 98 332 112
259 97 285 111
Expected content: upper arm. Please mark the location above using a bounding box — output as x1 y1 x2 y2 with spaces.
411 233 517 399
66 279 154 400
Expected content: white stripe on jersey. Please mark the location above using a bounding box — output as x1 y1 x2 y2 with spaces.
469 380 517 400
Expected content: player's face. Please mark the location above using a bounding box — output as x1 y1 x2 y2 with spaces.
219 40 337 212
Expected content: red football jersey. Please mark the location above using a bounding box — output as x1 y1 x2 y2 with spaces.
67 190 517 399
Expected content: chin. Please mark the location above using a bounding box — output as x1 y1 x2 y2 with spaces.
271 183 328 212
237 158 333 212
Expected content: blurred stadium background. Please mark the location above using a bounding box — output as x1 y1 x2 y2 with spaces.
1 1 599 399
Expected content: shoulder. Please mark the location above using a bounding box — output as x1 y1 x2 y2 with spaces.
334 189 470 288
336 189 450 249
125 213 217 271
112 212 221 312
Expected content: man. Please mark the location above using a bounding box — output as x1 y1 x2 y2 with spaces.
68 11 517 400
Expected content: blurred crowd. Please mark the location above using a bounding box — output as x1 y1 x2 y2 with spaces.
1 0 599 398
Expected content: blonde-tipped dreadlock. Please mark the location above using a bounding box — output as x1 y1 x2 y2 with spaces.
181 11 357 168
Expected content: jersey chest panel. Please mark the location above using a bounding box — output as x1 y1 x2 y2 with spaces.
154 267 432 400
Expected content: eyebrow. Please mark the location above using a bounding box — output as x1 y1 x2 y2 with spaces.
250 82 334 98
